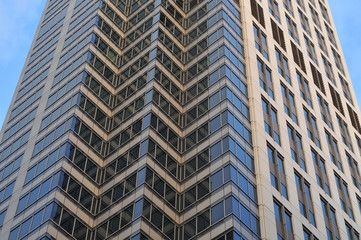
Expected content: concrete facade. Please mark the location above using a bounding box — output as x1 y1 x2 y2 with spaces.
0 0 360 239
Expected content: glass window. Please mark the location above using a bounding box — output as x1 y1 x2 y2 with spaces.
198 179 209 199
19 218 31 238
108 215 120 235
184 219 196 239
211 201 224 223
30 209 44 231
197 211 210 233
73 220 87 239
211 170 223 190
210 115 221 133
60 210 75 234
40 178 52 196
28 186 40 205
0 209 6 227
210 141 222 160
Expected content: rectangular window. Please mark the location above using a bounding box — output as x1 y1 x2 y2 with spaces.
254 24 269 59
339 75 353 105
348 105 361 134
271 20 286 50
337 115 353 151
310 5 321 29
321 197 340 240
0 209 7 227
287 124 306 171
0 130 30 162
269 0 280 22
347 152 361 191
286 15 299 43
319 1 330 23
268 144 288 199
332 48 344 73
283 0 294 16
298 10 311 36
329 83 345 115
295 172 316 226
297 72 313 107
250 0 265 27
310 63 325 93
297 0 305 10
304 107 321 148
304 35 318 65
356 135 361 157
357 194 361 213
325 23 337 47
303 226 319 240
315 29 328 55
274 199 293 240
311 148 331 195
322 56 335 84
281 84 298 124
325 130 343 171
276 48 291 83
334 173 354 220
317 94 333 129
345 221 360 240
291 41 306 73
262 98 281 144
258 58 274 98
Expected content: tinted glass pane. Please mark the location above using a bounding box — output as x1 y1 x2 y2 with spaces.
211 201 224 223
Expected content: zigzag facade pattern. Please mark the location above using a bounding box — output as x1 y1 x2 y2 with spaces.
3 0 361 239
0 0 258 239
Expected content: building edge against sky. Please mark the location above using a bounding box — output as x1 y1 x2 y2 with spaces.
0 0 360 240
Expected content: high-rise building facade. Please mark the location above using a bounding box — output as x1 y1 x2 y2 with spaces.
0 0 361 239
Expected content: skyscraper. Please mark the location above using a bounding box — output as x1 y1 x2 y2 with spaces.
0 0 361 239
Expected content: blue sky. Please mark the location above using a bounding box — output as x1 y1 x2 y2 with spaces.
0 0 360 129
0 0 47 129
